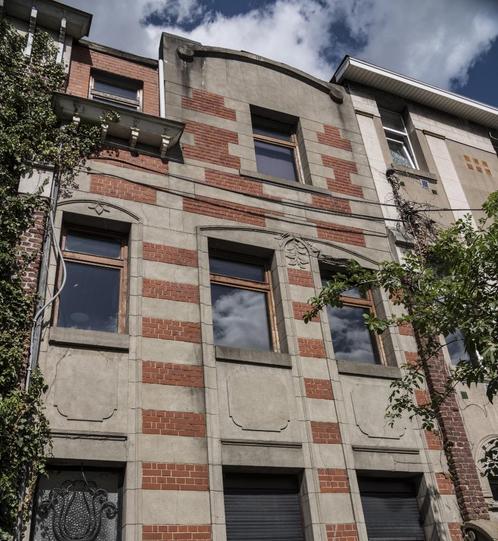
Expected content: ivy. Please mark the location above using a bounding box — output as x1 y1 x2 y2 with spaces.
306 189 498 474
0 19 110 539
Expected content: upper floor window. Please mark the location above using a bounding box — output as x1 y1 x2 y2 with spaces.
209 251 276 351
380 108 418 169
322 272 381 364
252 113 300 182
56 226 128 333
90 70 142 111
445 329 471 365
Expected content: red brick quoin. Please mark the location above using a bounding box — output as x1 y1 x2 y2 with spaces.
322 155 363 198
318 125 353 152
298 338 326 358
143 525 211 541
287 269 314 288
142 361 204 388
326 523 359 541
142 463 208 491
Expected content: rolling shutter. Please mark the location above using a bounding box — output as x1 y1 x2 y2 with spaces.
224 473 305 541
359 477 425 541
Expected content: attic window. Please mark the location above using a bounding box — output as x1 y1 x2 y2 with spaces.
90 71 142 111
380 108 418 169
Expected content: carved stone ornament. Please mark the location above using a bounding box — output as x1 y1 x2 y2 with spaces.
177 46 195 62
88 201 111 216
277 233 319 270
37 478 117 541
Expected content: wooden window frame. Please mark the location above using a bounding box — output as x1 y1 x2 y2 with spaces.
209 251 280 352
89 71 142 111
252 116 303 183
53 225 128 333
322 274 385 365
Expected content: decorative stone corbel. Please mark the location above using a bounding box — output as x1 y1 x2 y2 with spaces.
24 6 37 56
56 17 67 64
129 127 140 148
72 114 81 128
160 134 171 158
100 122 109 142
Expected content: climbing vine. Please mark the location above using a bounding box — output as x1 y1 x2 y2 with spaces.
0 19 111 539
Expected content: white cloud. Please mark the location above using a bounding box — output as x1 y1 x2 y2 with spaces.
63 0 498 90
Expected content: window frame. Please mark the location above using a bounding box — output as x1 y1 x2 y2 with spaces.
209 250 280 352
322 272 384 365
251 114 303 183
89 70 142 111
54 225 128 334
380 109 418 170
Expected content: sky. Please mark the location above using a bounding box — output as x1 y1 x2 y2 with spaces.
64 0 498 107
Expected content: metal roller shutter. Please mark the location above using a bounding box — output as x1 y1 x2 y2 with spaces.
223 473 305 541
359 477 425 541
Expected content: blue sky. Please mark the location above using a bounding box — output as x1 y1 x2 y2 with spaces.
65 0 498 107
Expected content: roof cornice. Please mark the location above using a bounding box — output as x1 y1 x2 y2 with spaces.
333 56 498 130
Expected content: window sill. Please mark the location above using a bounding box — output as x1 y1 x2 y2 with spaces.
239 169 332 196
215 346 292 368
337 360 401 379
49 326 130 351
389 164 438 183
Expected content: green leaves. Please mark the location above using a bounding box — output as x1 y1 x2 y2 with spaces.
0 20 107 539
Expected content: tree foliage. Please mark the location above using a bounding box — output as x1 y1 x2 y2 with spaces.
306 189 498 473
0 20 108 539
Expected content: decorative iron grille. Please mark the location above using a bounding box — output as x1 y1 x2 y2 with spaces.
32 469 120 541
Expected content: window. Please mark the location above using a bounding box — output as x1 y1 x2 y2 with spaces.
209 252 277 351
358 476 425 541
445 329 471 365
90 71 142 110
31 467 122 541
56 226 128 333
252 113 300 182
489 477 498 500
322 274 381 364
380 108 418 169
223 472 305 541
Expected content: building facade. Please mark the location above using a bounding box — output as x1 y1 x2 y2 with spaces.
6 1 498 540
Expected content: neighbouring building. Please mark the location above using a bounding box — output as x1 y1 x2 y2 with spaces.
5 0 498 540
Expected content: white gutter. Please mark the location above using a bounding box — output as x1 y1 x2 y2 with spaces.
158 56 165 118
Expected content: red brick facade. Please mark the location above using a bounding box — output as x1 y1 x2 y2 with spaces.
318 469 350 493
142 361 204 388
90 174 157 204
287 269 315 288
67 43 159 115
311 421 342 444
293 302 319 321
322 155 363 197
326 524 359 541
142 463 209 491
298 338 326 358
304 378 333 400
318 125 352 152
182 89 236 121
143 525 211 541
142 318 201 343
313 219 366 247
143 279 200 304
142 410 206 437
143 243 198 267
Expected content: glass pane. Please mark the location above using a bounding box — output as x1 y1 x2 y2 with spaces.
379 108 406 132
58 262 120 332
252 115 293 141
387 138 413 168
446 330 471 364
211 283 272 350
321 277 363 299
32 468 120 541
94 78 138 101
209 257 265 282
66 232 122 258
327 305 378 363
255 140 298 181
